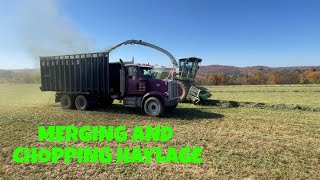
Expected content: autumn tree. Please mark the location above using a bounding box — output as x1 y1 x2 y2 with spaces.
242 73 249 85
267 71 278 84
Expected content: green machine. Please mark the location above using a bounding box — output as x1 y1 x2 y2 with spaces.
107 40 212 104
176 57 211 103
152 57 211 103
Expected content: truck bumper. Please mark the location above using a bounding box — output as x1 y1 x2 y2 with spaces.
164 97 179 107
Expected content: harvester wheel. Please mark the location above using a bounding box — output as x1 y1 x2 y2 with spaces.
177 81 190 102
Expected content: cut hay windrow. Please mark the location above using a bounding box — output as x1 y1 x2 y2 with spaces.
202 100 320 112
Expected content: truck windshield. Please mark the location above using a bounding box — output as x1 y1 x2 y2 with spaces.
140 67 156 78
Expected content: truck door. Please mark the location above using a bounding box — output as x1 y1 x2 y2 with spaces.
127 67 144 95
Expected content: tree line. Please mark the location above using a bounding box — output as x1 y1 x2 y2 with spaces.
196 69 320 85
1 69 320 85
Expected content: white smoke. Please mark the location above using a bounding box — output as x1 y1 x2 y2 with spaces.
17 0 94 60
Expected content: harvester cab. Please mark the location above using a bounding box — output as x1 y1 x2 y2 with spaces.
174 57 211 103
177 57 202 80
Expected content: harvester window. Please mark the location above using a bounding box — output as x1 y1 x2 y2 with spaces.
181 61 194 77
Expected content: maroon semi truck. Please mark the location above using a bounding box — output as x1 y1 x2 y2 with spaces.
40 52 179 117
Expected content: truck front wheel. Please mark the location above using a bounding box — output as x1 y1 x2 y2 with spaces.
143 97 164 117
75 95 89 111
60 94 75 109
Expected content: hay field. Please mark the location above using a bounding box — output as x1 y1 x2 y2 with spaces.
0 84 319 179
208 85 320 108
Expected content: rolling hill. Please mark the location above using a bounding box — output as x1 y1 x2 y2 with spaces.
0 65 319 84
198 65 320 76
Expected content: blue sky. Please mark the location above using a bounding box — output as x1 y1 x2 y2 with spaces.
0 0 319 69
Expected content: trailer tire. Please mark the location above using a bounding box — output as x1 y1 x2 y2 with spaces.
60 94 75 109
75 95 89 111
177 80 190 102
144 97 164 117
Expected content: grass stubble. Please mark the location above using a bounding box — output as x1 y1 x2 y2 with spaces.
0 84 319 179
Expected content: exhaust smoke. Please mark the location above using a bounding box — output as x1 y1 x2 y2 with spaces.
17 0 94 63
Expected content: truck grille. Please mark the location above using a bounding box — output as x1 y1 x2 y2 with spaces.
168 80 179 100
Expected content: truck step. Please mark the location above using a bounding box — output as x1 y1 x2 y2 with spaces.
123 97 142 108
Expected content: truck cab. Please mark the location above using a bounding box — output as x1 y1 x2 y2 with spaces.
123 64 179 116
